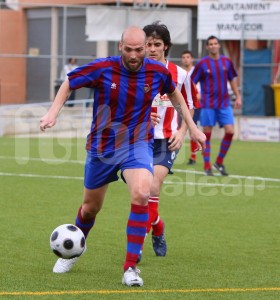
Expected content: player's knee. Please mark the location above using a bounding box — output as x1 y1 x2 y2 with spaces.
150 176 164 195
225 129 234 135
82 202 101 218
131 188 150 205
150 186 161 197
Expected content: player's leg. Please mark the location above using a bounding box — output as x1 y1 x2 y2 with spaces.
53 185 108 274
120 142 153 286
149 164 168 256
53 152 119 274
200 108 215 176
213 107 235 176
148 165 168 235
188 108 200 165
146 139 177 257
122 168 153 286
147 139 170 235
188 140 198 165
76 185 108 238
76 152 119 237
202 126 213 175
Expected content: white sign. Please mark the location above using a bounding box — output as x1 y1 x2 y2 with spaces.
198 0 280 40
86 7 191 44
239 117 280 142
5 0 19 10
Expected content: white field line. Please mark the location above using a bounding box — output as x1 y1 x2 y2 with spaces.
172 168 280 183
0 172 83 181
0 155 84 164
1 155 280 183
0 172 280 189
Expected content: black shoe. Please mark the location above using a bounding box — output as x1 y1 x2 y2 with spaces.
187 158 196 165
152 233 167 256
152 224 167 257
204 169 214 176
213 163 229 176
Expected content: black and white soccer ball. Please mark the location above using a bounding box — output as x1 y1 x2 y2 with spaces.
50 224 86 259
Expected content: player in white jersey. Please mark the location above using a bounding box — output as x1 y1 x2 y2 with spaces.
152 61 194 139
181 50 201 166
140 21 199 261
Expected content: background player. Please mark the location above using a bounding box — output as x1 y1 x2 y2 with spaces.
140 22 199 261
181 50 201 166
191 35 242 176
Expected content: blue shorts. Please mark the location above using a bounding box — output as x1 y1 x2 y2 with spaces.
84 142 153 189
199 107 234 127
153 139 178 174
193 108 201 125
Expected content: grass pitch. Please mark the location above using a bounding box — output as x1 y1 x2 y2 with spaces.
0 137 280 300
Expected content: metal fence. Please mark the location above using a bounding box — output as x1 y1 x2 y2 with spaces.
0 2 192 104
0 99 93 137
240 11 280 116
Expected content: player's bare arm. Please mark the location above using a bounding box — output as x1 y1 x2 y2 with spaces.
168 87 206 151
150 111 161 127
229 79 242 109
168 118 188 151
40 80 72 131
169 107 195 151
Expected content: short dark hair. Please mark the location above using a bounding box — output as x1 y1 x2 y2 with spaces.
68 57 77 63
143 21 172 57
181 50 193 57
206 35 220 45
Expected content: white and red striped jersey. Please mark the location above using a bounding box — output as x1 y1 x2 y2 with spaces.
152 61 197 139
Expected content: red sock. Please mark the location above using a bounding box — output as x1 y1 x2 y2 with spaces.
152 218 164 236
190 140 198 160
148 196 164 236
203 131 212 170
75 206 95 238
124 204 148 271
147 196 159 234
216 133 234 165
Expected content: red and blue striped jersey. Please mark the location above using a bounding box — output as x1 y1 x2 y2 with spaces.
191 55 237 109
68 56 176 154
152 61 197 139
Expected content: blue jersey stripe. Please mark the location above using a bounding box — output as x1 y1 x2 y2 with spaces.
191 55 237 109
68 56 175 154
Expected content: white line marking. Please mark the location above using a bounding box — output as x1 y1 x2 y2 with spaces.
172 169 280 183
163 181 280 189
0 172 83 181
0 172 279 189
1 155 280 186
0 156 84 164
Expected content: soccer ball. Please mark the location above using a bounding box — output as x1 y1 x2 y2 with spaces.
50 224 86 259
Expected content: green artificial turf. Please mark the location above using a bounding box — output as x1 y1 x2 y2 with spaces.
0 137 279 300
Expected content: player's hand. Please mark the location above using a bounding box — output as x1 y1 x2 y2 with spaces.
168 131 185 151
189 127 206 152
40 114 57 131
234 96 242 109
150 112 160 127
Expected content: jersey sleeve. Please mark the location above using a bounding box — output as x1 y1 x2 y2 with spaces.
191 80 200 108
227 59 238 81
159 69 176 96
180 73 194 109
191 61 203 84
67 58 106 90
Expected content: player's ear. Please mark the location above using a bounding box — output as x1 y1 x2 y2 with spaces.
119 41 123 51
